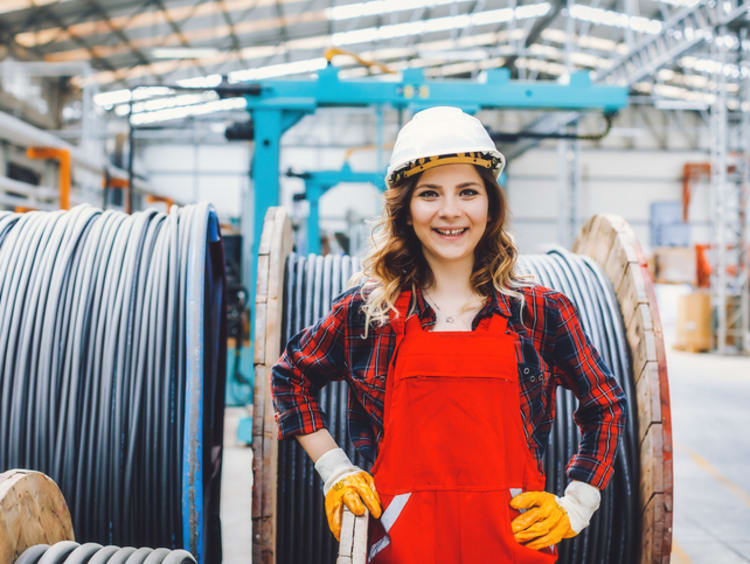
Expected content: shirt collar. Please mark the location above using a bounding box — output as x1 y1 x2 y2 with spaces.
410 283 513 321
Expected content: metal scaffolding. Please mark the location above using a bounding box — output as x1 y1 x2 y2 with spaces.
709 24 750 354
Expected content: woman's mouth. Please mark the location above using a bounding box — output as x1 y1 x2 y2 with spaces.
432 227 468 239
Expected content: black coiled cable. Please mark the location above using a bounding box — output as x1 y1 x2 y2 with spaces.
275 249 639 564
0 205 226 563
14 541 196 564
518 250 639 564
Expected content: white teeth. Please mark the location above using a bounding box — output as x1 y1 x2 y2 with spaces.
435 228 466 235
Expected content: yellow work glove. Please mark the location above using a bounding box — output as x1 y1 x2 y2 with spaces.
324 471 381 541
510 481 601 551
315 447 382 541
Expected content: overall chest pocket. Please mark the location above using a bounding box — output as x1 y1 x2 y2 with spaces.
388 373 520 490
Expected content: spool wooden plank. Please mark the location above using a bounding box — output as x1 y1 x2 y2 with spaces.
252 206 294 564
0 470 74 563
579 216 615 266
252 364 267 520
574 214 673 564
636 362 662 444
603 231 640 292
617 263 650 325
254 301 268 365
641 493 669 564
337 508 356 564
337 508 368 564
257 255 270 304
258 207 277 257
639 422 665 508
264 209 293 376
252 208 274 543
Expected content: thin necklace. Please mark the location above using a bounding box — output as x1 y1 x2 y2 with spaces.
423 289 483 324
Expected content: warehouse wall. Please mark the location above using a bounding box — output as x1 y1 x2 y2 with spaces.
507 146 712 255
140 141 250 220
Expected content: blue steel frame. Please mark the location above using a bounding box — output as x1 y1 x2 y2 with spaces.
236 65 627 442
291 163 386 254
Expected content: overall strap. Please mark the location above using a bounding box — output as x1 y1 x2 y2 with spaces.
388 289 413 337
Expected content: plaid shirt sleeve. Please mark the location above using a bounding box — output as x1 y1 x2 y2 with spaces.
271 291 351 440
546 290 627 489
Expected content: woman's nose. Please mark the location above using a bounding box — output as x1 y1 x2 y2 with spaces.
438 196 461 217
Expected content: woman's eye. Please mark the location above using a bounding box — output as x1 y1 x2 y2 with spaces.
461 189 479 196
418 190 438 198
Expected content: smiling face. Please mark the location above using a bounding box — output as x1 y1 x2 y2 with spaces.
407 163 490 269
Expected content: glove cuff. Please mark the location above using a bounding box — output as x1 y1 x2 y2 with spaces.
557 480 601 533
314 447 361 495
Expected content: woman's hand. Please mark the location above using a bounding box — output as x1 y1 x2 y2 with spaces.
324 470 381 541
510 491 575 549
509 481 601 550
314 447 382 541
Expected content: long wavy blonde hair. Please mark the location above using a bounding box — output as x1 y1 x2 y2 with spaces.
348 166 533 338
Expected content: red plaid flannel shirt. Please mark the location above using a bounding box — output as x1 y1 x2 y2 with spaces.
271 283 626 489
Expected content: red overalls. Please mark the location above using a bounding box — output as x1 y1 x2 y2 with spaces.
367 290 558 563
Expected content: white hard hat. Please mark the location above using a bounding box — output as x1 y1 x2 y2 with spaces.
386 106 506 188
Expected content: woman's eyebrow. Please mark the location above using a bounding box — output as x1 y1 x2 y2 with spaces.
415 181 482 190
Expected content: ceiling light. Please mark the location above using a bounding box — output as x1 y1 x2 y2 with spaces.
569 5 662 34
176 74 224 88
152 47 220 59
654 98 709 110
0 0 72 15
228 58 328 82
130 97 247 125
331 3 549 45
658 0 700 6
93 86 174 107
326 0 472 20
418 49 488 61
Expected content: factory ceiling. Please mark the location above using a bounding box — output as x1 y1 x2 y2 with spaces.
0 0 746 124
0 0 703 85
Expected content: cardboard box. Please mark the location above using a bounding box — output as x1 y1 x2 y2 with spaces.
675 291 712 352
653 246 696 285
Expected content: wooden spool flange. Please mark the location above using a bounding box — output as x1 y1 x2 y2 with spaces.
0 469 75 563
252 207 294 564
573 214 673 564
253 208 674 564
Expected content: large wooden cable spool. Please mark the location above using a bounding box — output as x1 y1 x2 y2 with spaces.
0 469 75 563
0 470 199 563
0 205 226 560
252 208 295 564
253 207 673 564
573 214 673 564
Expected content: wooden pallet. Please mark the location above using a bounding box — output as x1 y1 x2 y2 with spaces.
0 469 75 563
573 214 674 564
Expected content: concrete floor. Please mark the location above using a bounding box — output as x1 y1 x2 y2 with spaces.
667 343 750 563
221 407 254 564
219 287 750 563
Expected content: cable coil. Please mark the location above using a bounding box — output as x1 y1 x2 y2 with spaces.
275 249 638 564
0 204 226 562
15 541 197 564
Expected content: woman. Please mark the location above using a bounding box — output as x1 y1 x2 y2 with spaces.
272 106 626 562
